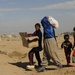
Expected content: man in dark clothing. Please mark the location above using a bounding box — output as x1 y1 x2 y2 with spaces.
73 27 75 47
27 23 42 69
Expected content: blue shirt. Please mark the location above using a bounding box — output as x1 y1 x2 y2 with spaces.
41 17 55 39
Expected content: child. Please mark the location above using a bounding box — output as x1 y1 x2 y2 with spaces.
61 34 72 65
27 23 42 69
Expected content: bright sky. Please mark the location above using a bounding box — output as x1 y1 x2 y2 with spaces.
0 0 75 34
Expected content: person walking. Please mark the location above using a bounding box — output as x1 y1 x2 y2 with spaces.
37 16 63 72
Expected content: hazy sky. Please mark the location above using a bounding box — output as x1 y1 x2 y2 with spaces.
0 0 75 34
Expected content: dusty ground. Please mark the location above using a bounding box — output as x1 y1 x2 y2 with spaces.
0 35 75 75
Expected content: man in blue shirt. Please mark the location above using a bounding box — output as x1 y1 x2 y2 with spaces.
37 16 63 72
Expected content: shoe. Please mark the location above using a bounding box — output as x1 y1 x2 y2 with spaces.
37 66 45 72
27 65 35 69
55 64 63 70
41 58 48 66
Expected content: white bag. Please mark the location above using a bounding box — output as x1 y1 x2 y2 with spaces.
48 16 59 28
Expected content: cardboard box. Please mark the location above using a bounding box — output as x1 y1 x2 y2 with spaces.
19 32 38 48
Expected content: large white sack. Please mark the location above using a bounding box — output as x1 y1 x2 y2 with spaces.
47 16 59 28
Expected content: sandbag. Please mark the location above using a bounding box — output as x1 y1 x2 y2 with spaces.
19 32 38 48
47 16 59 28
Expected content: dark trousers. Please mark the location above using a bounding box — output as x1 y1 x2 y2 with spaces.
64 50 71 64
28 47 41 66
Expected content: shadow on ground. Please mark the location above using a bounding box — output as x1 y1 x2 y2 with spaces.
9 62 74 71
9 62 36 71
